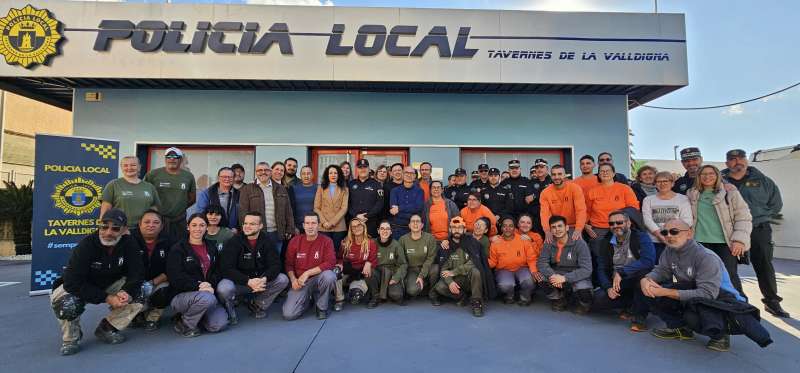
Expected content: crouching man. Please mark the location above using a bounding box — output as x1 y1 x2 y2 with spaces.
430 217 496 317
218 212 289 324
50 209 144 355
537 215 593 314
282 213 337 320
639 219 760 352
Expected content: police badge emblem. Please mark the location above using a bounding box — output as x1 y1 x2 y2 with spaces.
0 5 62 68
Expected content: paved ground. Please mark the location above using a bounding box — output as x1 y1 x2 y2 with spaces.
1 259 798 373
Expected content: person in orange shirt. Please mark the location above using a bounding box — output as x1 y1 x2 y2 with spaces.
510 214 545 283
539 164 587 243
418 162 433 202
573 155 599 197
488 217 537 305
461 192 498 237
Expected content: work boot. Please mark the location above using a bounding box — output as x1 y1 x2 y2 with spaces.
349 289 364 305
764 301 791 318
367 298 379 309
333 301 344 312
144 321 159 332
94 319 126 344
129 313 146 328
252 308 268 319
456 295 468 307
224 301 239 325
173 318 200 338
471 300 484 317
60 331 82 356
430 294 441 307
629 316 648 332
651 326 695 340
503 295 515 304
550 299 567 312
706 335 731 352
316 307 328 320
573 302 591 315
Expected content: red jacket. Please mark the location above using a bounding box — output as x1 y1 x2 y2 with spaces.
338 239 378 270
285 234 336 275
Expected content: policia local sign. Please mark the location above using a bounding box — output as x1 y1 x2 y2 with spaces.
0 1 688 87
30 135 119 295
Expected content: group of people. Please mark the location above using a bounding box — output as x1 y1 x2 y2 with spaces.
51 146 782 356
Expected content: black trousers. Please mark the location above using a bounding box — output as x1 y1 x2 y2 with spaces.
750 223 781 303
701 242 744 296
592 275 647 316
637 282 728 339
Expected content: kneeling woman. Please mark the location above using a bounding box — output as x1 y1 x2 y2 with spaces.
376 220 408 305
334 218 379 310
166 213 228 337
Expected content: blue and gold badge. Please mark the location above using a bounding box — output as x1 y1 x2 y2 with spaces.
51 177 102 216
0 4 62 68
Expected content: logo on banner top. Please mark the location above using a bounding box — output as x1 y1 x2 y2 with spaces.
51 177 103 216
81 143 118 160
0 5 62 68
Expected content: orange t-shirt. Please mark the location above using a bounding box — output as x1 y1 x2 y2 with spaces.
428 199 450 241
585 182 640 228
419 179 431 202
555 241 566 264
488 235 536 273
461 205 498 237
574 175 599 197
514 230 544 272
539 182 587 233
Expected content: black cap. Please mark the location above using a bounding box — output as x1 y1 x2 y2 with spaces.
478 164 489 171
680 147 702 161
471 170 479 176
101 208 128 227
356 159 370 168
726 149 747 160
508 160 521 168
488 167 500 175
529 165 536 172
454 168 467 176
534 158 549 167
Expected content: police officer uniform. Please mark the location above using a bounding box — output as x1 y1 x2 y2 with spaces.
446 168 471 209
481 168 512 219
673 147 701 194
499 160 532 219
348 159 385 237
469 163 490 194
528 159 553 233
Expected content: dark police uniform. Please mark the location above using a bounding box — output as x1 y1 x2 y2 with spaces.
349 172 385 237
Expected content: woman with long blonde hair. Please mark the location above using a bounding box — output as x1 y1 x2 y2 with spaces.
333 218 379 310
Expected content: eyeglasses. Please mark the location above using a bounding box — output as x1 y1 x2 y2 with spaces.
608 220 626 227
655 180 672 184
98 224 122 232
660 228 689 236
165 155 182 160
599 158 611 162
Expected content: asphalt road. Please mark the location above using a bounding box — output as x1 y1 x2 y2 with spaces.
1 259 798 373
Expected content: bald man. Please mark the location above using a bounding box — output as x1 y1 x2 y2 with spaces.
389 166 425 239
637 219 750 352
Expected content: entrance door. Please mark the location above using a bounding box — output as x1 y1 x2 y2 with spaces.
310 147 408 182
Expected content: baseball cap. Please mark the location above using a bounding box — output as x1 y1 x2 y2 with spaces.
101 208 128 227
356 159 370 168
726 149 747 160
478 164 489 171
680 147 702 161
508 160 521 168
450 216 465 227
454 168 467 176
488 168 500 175
165 147 184 158
534 158 549 167
471 170 479 176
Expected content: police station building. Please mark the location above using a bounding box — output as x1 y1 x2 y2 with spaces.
0 1 688 186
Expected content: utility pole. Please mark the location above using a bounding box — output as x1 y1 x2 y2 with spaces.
673 145 679 160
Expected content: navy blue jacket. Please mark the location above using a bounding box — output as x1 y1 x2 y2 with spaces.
596 230 656 290
389 183 425 228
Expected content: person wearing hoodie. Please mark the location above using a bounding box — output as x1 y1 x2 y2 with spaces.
537 215 593 314
688 165 752 296
389 166 425 239
217 212 289 324
722 149 788 318
375 221 408 305
639 219 747 352
593 210 656 331
423 180 460 241
430 217 496 317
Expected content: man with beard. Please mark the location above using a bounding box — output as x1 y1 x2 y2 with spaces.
231 163 247 190
574 155 599 196
50 209 144 355
722 149 788 318
538 215 593 314
284 157 300 186
145 147 197 239
218 212 289 323
430 217 496 317
673 147 702 194
539 164 586 243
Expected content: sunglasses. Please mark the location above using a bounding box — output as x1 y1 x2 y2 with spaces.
165 155 182 160
608 220 626 227
98 224 122 232
660 228 689 237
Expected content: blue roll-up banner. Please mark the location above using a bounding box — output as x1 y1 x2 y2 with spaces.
30 134 119 295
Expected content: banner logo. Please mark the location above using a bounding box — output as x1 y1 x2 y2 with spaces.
51 177 102 216
81 143 118 159
0 5 62 68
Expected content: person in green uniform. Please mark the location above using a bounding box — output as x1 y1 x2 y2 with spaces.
399 214 437 299
472 217 491 259
430 216 486 317
101 156 160 229
205 205 235 254
144 147 196 240
375 220 408 305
